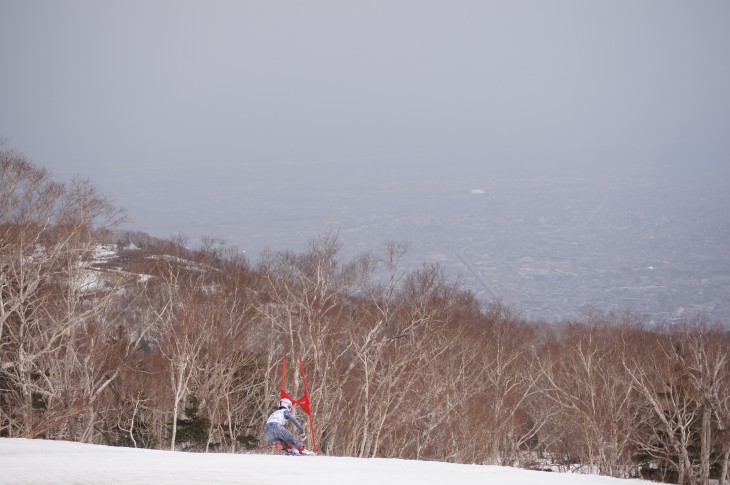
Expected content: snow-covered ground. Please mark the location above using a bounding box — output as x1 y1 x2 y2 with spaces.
0 438 646 485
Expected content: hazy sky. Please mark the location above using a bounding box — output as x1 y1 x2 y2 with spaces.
1 1 729 183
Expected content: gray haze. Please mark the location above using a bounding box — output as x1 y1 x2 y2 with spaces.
2 1 729 180
2 1 729 322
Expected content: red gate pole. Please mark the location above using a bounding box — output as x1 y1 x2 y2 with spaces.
299 357 317 453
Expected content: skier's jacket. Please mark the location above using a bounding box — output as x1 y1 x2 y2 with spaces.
266 408 305 435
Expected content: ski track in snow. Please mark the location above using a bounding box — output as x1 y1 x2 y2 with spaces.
0 438 646 485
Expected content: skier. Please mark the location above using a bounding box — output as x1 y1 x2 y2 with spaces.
263 398 314 455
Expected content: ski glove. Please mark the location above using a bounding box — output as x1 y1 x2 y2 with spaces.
300 433 306 440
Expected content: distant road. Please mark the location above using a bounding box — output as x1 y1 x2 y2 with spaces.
456 248 497 300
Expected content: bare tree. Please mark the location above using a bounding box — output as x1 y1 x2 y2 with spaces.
346 262 467 459
192 251 264 452
464 303 542 466
536 316 643 478
0 149 126 439
623 324 703 485
684 323 730 485
141 241 211 451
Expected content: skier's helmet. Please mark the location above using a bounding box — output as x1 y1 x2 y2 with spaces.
279 398 293 411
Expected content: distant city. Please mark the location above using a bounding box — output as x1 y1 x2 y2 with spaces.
95 168 729 326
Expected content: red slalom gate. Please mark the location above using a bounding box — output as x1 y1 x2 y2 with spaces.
280 357 317 453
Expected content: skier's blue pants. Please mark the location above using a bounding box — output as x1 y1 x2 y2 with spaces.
264 422 303 448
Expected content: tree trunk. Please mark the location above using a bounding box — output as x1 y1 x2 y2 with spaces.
678 458 686 485
700 403 711 485
720 446 730 485
359 357 370 458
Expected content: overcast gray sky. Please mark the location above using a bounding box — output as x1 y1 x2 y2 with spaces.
1 0 729 184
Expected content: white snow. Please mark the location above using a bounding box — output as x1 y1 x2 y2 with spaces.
92 244 119 260
0 438 646 485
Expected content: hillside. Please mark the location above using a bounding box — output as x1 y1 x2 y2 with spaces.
2 153 729 484
0 438 646 485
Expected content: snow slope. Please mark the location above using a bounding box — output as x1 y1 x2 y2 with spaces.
0 438 646 485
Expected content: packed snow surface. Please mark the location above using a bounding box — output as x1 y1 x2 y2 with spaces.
0 438 646 485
